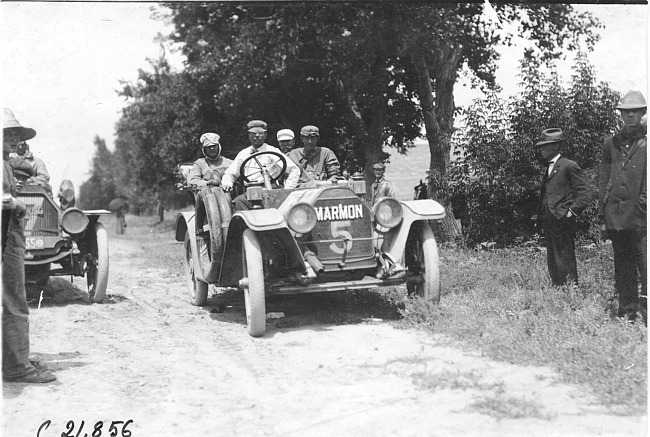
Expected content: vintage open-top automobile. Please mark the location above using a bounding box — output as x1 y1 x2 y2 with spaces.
17 182 111 303
175 151 445 337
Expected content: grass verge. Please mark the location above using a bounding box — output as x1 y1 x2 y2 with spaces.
399 243 647 414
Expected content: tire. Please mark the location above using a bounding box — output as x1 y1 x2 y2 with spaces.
405 221 440 303
184 231 208 306
87 222 109 303
195 188 228 282
242 229 266 337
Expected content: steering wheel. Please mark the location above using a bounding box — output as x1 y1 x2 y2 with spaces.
239 150 288 189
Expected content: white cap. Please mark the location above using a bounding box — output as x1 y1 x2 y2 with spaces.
276 129 295 141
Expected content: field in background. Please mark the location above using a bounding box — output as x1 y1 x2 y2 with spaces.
384 141 430 201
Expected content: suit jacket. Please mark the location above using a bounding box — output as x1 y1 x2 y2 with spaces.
598 125 647 231
540 156 590 220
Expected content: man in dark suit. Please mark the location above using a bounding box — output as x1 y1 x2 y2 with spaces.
536 128 590 286
598 90 647 321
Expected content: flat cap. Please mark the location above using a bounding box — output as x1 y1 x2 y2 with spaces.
247 120 267 133
300 125 320 136
277 129 295 141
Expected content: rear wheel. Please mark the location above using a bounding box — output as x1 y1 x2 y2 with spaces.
242 229 266 337
87 222 109 303
405 221 440 303
184 231 208 306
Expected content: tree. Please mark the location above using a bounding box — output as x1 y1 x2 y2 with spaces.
449 53 621 245
106 3 601 227
78 136 117 210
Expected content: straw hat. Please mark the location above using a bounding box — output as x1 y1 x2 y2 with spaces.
3 108 36 142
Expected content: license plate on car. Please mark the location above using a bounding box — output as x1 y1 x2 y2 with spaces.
25 237 45 250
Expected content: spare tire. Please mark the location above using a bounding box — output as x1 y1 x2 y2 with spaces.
195 188 230 283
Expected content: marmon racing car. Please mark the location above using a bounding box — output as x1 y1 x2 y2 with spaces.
175 150 445 337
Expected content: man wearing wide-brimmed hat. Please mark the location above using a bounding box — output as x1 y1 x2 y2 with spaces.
598 90 647 322
2 108 56 383
536 127 589 287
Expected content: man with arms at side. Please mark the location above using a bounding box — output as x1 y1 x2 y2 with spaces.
221 120 299 211
288 125 341 186
536 128 590 287
598 90 647 322
2 108 56 383
188 133 233 188
369 162 395 206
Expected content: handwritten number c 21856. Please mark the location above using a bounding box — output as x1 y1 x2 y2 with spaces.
36 419 134 437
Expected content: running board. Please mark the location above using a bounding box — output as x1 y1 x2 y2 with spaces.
266 276 413 295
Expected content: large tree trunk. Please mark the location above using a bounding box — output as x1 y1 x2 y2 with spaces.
332 57 388 199
409 50 461 241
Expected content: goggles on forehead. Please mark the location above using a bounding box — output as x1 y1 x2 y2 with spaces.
204 143 220 148
301 133 319 138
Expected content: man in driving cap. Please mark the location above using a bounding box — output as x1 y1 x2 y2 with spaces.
276 129 296 155
598 90 647 322
221 120 299 210
2 108 56 383
188 132 233 188
370 162 395 206
287 125 341 187
536 127 589 287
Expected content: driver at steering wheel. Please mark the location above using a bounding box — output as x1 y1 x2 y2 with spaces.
221 120 299 211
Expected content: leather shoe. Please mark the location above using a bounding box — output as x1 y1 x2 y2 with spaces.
3 367 56 383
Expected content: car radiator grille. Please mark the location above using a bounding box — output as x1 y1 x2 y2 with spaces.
20 193 59 237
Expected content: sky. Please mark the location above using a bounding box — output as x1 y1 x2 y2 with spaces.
1 2 647 195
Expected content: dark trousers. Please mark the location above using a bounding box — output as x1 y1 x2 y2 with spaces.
610 230 647 319
543 214 578 286
233 194 253 211
2 219 35 378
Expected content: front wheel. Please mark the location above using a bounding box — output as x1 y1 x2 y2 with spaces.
184 231 208 306
405 221 440 303
242 229 266 337
87 222 109 303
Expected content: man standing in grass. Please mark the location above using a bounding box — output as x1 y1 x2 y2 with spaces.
536 128 589 287
598 90 647 322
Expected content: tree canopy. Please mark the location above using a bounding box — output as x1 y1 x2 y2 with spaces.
85 2 603 235
450 53 621 245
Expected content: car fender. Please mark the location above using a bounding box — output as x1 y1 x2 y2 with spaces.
380 199 445 262
217 210 304 286
175 211 208 283
175 211 195 242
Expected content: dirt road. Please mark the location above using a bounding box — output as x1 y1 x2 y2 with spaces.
3 230 647 436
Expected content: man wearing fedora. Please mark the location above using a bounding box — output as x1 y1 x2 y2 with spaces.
598 90 647 321
222 120 300 210
2 108 56 383
536 127 590 287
